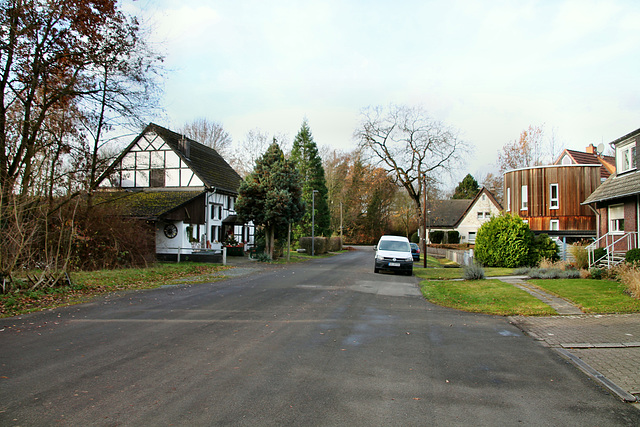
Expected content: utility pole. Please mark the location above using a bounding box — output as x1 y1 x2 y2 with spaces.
312 189 318 256
423 175 428 268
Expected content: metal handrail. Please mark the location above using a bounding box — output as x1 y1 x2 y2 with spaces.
587 232 638 268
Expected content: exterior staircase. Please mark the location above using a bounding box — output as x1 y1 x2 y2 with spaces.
587 232 638 269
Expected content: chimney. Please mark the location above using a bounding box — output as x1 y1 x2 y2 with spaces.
586 144 596 154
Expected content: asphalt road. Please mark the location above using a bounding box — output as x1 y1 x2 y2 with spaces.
1 247 639 426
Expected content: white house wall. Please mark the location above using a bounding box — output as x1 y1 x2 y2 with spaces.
457 193 502 243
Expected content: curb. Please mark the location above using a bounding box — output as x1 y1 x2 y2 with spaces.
555 348 638 403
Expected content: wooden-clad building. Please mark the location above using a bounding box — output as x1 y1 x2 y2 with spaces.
503 165 602 239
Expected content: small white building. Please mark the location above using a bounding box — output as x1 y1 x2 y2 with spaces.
96 123 253 262
427 188 503 244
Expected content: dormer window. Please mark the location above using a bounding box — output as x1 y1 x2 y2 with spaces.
617 141 636 173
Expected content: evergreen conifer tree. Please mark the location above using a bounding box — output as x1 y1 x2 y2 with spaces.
236 140 305 259
290 120 331 238
452 174 480 199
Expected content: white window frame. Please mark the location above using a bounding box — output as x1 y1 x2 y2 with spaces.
609 204 625 234
506 187 511 211
468 232 476 243
550 219 559 231
521 185 528 210
617 142 637 173
550 184 559 210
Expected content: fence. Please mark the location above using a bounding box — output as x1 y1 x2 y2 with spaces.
426 247 474 266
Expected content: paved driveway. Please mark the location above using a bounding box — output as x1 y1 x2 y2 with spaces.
1 248 639 426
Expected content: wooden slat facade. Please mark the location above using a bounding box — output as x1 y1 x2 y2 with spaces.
504 165 601 233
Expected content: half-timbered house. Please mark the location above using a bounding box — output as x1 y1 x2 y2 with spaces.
96 123 253 262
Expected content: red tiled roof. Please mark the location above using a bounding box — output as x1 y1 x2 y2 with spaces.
555 149 615 179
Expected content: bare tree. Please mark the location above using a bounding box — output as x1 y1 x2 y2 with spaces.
229 128 290 177
181 118 232 159
355 104 468 264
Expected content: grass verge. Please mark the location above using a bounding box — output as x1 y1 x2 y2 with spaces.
414 266 515 280
528 278 640 314
0 263 231 318
418 279 556 316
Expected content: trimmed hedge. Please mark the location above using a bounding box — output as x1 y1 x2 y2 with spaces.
299 237 328 254
429 230 444 244
447 230 460 244
329 236 343 252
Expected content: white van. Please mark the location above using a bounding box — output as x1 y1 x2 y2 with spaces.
374 235 413 275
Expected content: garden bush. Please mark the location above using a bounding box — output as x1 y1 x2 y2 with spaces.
625 248 640 265
429 230 444 244
593 248 607 263
474 213 535 268
616 264 640 298
328 236 343 252
410 232 419 244
569 243 589 270
447 230 460 244
532 234 559 262
299 237 328 255
463 263 485 280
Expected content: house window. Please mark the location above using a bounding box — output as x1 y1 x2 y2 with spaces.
150 168 165 187
550 219 559 231
521 185 528 210
468 232 476 243
507 188 511 211
618 142 637 173
550 184 559 210
477 212 483 220
609 204 625 234
211 204 222 220
227 197 235 211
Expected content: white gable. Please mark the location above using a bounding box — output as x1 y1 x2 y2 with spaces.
100 131 204 189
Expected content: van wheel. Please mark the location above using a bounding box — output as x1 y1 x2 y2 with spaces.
406 270 413 276
374 267 379 274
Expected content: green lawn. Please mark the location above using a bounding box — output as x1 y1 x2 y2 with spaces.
418 279 556 316
528 278 640 314
414 265 515 280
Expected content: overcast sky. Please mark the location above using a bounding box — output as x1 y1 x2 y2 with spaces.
123 0 640 188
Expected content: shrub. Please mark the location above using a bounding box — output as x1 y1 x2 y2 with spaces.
514 267 532 276
410 232 419 244
463 263 485 280
328 236 343 252
298 237 328 255
616 264 640 298
474 213 535 268
429 230 444 244
593 248 607 263
625 248 640 265
447 230 460 244
532 234 559 262
589 267 604 280
569 243 589 270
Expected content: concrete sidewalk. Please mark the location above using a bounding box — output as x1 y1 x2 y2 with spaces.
497 274 640 403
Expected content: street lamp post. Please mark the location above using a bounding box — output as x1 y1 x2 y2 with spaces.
312 190 318 256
